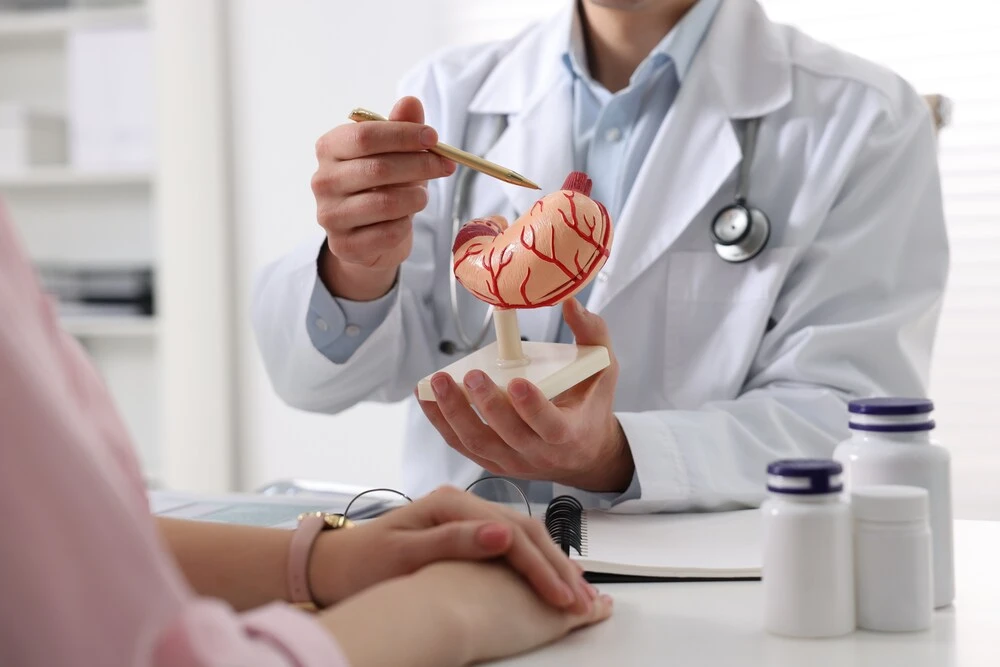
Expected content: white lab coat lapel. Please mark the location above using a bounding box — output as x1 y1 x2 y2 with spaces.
586 0 793 314
586 67 740 314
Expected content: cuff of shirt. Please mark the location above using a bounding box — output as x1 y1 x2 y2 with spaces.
596 411 693 513
549 453 643 510
609 469 643 505
306 273 398 364
555 468 642 509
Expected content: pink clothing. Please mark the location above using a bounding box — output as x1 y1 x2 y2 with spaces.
0 203 349 667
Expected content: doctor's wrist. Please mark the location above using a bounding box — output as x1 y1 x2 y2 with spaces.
560 419 634 494
319 243 399 302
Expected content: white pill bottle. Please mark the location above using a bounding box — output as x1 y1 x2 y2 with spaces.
851 485 934 632
762 459 855 638
834 397 954 608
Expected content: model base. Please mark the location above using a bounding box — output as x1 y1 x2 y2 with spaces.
416 341 611 402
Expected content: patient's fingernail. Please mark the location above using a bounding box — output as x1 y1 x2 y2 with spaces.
558 581 576 605
476 523 509 549
431 375 449 397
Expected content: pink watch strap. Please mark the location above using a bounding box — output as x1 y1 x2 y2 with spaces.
288 513 327 606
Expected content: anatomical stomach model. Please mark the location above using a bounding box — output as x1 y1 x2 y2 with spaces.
417 172 616 402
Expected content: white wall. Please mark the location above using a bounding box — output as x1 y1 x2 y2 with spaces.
227 1 563 491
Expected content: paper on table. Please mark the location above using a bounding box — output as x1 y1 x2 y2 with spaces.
575 509 762 579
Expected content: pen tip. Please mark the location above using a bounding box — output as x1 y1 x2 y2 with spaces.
515 175 541 190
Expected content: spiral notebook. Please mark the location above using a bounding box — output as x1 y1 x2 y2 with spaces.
543 496 762 583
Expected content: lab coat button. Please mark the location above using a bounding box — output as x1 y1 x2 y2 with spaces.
345 324 362 337
597 272 609 283
315 318 329 332
605 127 622 142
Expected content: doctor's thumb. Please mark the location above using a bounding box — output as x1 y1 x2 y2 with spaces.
388 95 426 124
563 299 611 348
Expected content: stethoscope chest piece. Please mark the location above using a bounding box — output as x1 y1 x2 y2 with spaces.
708 116 771 264
711 201 771 263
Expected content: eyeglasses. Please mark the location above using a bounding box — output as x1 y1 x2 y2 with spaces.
342 476 533 523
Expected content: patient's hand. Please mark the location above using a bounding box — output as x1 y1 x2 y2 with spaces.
320 560 613 667
308 486 593 614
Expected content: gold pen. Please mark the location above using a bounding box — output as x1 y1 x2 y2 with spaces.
349 107 540 190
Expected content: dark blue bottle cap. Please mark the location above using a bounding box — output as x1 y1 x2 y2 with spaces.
848 397 934 416
766 459 843 495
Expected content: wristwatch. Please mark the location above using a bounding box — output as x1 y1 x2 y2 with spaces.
287 511 353 612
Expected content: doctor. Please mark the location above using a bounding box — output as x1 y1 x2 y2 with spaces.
251 0 948 511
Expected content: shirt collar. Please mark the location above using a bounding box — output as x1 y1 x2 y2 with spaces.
562 0 723 89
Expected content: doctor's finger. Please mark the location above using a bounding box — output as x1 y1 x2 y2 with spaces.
417 398 515 475
388 95 425 124
562 299 613 350
463 370 541 452
415 396 461 448
320 121 439 162
425 375 525 472
433 380 520 465
507 379 574 446
323 153 455 195
330 217 413 267
330 186 429 229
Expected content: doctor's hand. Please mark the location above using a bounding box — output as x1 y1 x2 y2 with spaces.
418 299 635 494
312 96 456 302
306 486 595 613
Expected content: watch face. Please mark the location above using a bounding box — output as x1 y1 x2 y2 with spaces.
713 207 750 244
297 511 350 529
321 513 350 529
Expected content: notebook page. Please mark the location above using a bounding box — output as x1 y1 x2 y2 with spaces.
576 509 762 578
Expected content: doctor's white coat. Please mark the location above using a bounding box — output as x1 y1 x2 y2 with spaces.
251 0 949 512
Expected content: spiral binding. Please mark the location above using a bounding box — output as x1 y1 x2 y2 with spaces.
545 495 586 557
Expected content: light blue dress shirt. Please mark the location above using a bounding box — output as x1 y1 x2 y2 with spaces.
307 0 722 359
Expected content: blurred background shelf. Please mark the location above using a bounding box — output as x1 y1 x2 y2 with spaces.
61 314 158 338
1 0 164 486
0 6 147 42
0 167 151 189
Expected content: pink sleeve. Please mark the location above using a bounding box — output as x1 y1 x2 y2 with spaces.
0 203 350 667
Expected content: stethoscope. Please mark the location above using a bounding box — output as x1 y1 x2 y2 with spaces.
709 117 772 263
441 116 771 355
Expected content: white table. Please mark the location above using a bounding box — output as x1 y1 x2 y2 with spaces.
494 521 999 666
